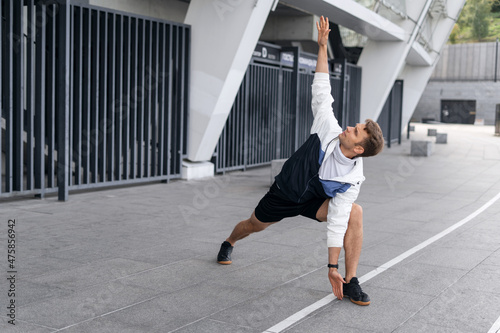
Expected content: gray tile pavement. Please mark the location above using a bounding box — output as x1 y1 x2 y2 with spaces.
1 123 500 332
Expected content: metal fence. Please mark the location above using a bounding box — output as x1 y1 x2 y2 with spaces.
213 43 363 173
377 80 403 147
431 41 500 82
1 0 189 200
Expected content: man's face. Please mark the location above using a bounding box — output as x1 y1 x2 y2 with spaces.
339 123 369 155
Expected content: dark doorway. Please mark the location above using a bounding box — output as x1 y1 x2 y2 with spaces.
440 100 476 124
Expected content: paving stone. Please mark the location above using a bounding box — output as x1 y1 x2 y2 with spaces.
98 282 255 332
209 285 329 331
167 318 258 333
282 287 433 333
26 258 156 291
363 262 468 296
410 285 500 332
18 283 160 329
0 318 53 333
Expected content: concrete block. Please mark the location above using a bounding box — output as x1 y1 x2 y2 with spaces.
427 128 437 136
181 160 214 180
411 140 433 157
271 158 287 184
436 133 448 144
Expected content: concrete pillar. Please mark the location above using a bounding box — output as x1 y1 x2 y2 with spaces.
358 0 436 122
399 0 466 128
184 0 275 166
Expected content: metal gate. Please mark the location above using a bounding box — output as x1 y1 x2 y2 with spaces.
377 80 403 147
1 0 189 200
214 43 362 173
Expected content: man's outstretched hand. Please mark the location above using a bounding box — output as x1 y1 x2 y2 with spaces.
328 269 346 300
316 16 331 47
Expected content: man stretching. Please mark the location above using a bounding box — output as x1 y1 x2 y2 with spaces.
217 16 384 306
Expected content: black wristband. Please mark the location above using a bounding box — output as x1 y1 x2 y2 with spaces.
327 264 338 269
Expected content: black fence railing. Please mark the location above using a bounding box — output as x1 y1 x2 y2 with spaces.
213 43 363 173
1 0 189 200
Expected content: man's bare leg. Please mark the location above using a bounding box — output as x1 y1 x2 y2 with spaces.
316 201 363 283
226 212 277 246
218 212 277 264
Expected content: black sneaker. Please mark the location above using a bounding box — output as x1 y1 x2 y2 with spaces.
217 241 233 265
343 277 371 306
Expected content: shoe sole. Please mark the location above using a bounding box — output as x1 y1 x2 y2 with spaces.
348 298 370 306
217 260 232 265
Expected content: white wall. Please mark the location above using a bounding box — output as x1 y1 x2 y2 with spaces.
414 81 500 125
89 0 189 23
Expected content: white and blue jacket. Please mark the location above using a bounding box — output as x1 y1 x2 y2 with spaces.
275 72 365 248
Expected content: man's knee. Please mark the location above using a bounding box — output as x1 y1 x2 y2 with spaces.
249 213 276 232
349 203 363 228
352 203 363 217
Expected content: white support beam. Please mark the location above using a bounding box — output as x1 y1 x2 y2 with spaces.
399 0 466 129
281 0 406 41
358 0 435 122
184 0 275 163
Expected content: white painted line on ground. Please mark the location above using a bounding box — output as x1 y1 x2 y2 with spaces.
488 315 500 333
262 191 500 333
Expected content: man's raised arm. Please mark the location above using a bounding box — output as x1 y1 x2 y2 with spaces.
315 16 330 74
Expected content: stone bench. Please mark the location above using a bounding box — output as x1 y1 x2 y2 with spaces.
411 140 434 157
436 133 448 144
271 159 287 184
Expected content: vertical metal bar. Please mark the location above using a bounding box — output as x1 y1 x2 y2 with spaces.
158 23 165 177
130 17 138 179
387 86 393 149
99 11 108 182
495 37 498 83
26 0 36 191
137 19 145 178
73 5 82 186
68 4 74 187
122 16 131 180
82 7 91 184
13 0 23 192
151 22 159 177
56 0 71 201
166 26 173 177
90 9 99 183
3 0 13 194
115 14 123 181
47 4 56 189
397 81 403 145
178 26 185 168
172 25 179 174
144 20 152 178
107 13 115 181
0 0 2 194
182 26 190 158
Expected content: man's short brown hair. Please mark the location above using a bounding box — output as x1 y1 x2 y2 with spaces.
359 119 384 157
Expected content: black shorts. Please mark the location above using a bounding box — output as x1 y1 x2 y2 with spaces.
254 182 327 223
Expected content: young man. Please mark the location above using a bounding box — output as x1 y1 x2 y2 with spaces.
217 16 384 306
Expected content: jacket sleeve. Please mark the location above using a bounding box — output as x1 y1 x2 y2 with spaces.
326 183 361 247
310 72 342 147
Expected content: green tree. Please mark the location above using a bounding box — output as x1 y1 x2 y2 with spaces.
492 0 500 12
461 0 493 41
